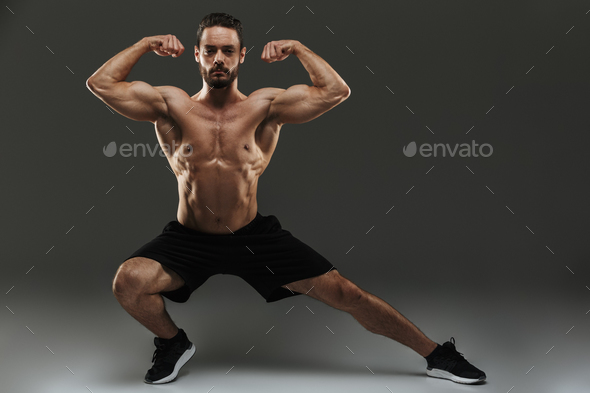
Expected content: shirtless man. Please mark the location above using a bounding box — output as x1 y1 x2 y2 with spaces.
86 12 485 386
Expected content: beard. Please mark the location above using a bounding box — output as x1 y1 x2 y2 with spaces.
200 62 240 89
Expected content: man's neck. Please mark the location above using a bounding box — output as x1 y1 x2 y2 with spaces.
197 81 243 109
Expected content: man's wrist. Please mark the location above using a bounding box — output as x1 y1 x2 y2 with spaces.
291 40 305 56
135 37 152 54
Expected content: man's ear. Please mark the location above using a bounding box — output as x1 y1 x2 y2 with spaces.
240 46 246 64
194 45 199 63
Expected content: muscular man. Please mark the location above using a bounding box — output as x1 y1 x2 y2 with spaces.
86 12 485 386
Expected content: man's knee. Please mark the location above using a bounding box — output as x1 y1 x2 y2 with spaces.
337 278 365 310
112 258 153 300
316 271 365 311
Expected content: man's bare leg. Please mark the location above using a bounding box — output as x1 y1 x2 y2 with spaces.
283 270 437 357
112 257 184 339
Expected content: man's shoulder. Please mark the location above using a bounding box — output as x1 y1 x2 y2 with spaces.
154 85 190 100
248 87 286 102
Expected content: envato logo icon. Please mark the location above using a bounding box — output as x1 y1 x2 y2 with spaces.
103 141 193 158
403 141 493 158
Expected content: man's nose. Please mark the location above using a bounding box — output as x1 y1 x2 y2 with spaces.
214 50 225 64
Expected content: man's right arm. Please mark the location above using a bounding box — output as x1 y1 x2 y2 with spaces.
86 35 185 123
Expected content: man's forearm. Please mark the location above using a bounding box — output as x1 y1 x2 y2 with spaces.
87 38 150 88
292 41 350 96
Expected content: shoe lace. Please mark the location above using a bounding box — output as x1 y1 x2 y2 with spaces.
445 337 466 361
150 342 180 371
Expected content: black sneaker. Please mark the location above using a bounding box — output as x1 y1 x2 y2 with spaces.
144 329 196 384
425 337 486 384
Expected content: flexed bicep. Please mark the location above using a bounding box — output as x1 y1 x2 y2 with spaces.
268 84 343 125
88 80 169 123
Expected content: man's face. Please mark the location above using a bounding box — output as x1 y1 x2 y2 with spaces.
195 26 245 89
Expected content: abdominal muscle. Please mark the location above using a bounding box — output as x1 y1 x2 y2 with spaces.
175 158 261 234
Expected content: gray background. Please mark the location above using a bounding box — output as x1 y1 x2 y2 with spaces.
1 0 589 392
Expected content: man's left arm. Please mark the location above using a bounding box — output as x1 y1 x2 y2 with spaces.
263 40 351 125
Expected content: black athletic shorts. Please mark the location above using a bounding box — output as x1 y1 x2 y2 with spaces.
124 212 337 303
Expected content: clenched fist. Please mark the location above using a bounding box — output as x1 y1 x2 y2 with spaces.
145 35 185 58
261 40 299 63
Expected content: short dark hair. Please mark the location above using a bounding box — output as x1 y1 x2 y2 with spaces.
196 13 244 51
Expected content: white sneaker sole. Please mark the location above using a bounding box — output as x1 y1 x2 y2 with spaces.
145 343 196 384
427 368 486 384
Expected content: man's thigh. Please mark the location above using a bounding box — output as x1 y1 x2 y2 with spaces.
281 269 364 310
